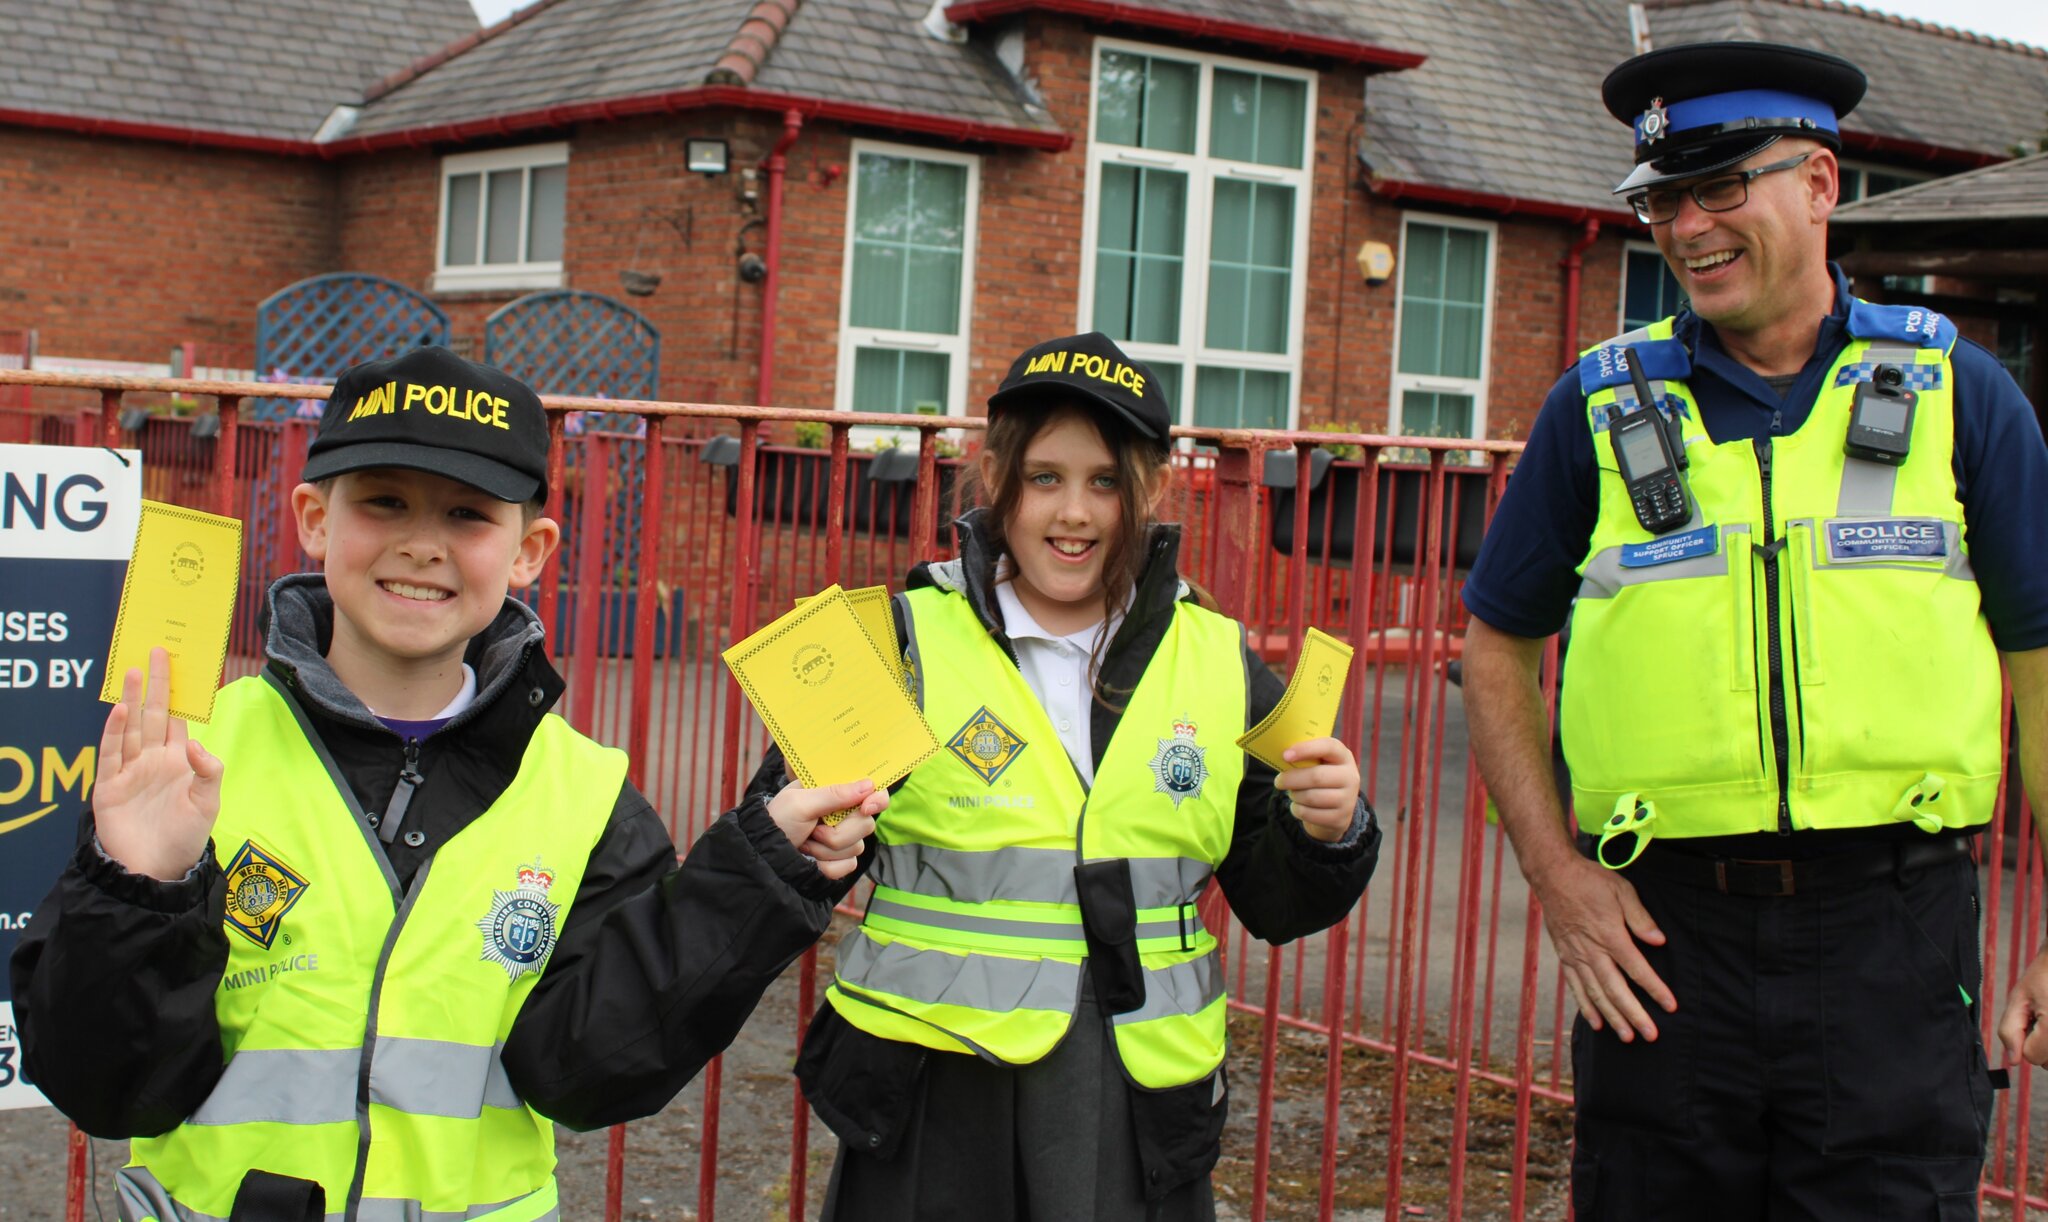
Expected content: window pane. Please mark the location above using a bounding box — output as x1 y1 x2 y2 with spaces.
1442 228 1486 302
853 347 949 413
1147 362 1183 423
1253 76 1306 169
1194 366 1288 430
1397 222 1489 377
1095 50 1196 153
1247 270 1289 352
1210 69 1258 163
485 168 525 265
1840 168 1865 202
1404 224 1445 299
1094 165 1185 345
1206 181 1291 353
1399 303 1442 376
1865 171 1916 197
1623 249 1685 331
850 154 968 335
526 164 566 263
1441 303 1484 380
444 173 481 267
1401 389 1474 438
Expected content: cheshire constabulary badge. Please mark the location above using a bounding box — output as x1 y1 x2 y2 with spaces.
947 705 1027 786
477 860 561 980
223 840 310 950
1639 97 1669 144
1149 718 1209 807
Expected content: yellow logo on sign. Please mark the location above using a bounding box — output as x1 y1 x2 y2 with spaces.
0 744 93 836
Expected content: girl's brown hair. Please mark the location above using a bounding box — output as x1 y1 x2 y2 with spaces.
967 402 1171 708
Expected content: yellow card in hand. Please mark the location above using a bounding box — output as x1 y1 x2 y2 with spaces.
726 585 939 820
1236 627 1354 771
100 500 243 723
794 585 904 691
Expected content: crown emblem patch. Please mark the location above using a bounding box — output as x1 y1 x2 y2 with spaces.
223 840 310 950
947 706 1027 786
1149 718 1209 807
477 860 561 980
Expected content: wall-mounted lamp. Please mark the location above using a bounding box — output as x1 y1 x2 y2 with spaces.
687 138 730 175
1357 240 1395 286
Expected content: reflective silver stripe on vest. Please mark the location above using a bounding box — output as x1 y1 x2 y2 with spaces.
1109 952 1225 1025
838 926 1081 1010
1835 342 1917 515
840 926 1221 1022
188 1039 518 1127
867 895 1085 942
116 1167 556 1222
1577 525 1745 600
871 843 1212 908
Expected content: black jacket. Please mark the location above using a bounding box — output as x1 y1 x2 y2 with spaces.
9 575 840 1139
791 511 1381 1196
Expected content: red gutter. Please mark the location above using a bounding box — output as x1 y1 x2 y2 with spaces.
1559 218 1602 372
0 87 1070 158
945 0 1425 70
1372 177 1642 229
758 110 803 407
1838 130 2004 169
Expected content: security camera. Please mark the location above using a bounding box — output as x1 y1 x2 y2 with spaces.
738 253 768 284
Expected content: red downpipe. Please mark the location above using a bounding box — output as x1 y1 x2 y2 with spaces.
1559 218 1602 372
757 109 804 407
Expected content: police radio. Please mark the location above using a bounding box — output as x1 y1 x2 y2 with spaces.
1845 363 1915 465
1612 347 1691 534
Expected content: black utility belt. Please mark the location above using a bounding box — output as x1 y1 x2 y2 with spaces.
1622 834 1971 897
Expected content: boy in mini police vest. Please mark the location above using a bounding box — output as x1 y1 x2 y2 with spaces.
10 347 884 1221
762 332 1379 1220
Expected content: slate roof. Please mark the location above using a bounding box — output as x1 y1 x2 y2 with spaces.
346 0 1056 141
1833 150 2048 224
1642 0 2048 161
1355 0 2047 217
0 0 478 144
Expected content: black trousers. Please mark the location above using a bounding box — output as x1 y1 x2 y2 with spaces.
1572 849 1995 1220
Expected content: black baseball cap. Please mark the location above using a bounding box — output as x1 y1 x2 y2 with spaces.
301 347 550 503
986 332 1172 442
1603 42 1866 194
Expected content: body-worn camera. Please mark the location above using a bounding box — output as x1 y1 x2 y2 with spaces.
1845 363 1915 465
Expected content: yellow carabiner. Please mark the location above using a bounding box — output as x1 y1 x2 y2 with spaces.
1891 772 1947 834
1596 793 1657 870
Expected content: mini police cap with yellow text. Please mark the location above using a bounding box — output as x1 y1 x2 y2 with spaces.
301 347 551 504
986 332 1172 442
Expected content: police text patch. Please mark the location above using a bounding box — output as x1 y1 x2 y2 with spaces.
1618 525 1718 569
1824 518 1947 562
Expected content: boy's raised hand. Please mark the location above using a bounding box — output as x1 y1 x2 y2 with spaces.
93 647 225 881
768 778 886 881
1277 737 1361 843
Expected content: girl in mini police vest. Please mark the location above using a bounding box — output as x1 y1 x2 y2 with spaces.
754 332 1379 1220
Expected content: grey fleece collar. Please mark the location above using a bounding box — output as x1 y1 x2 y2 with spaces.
263 573 546 735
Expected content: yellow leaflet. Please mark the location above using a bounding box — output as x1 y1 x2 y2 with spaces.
794 585 903 692
726 585 938 823
1236 627 1354 772
100 500 242 723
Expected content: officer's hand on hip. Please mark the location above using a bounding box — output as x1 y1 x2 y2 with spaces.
768 778 884 882
1278 737 1361 843
93 646 225 882
1530 853 1676 1042
1997 948 2048 1068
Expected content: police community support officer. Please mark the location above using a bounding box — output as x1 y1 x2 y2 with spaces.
1461 41 2048 1217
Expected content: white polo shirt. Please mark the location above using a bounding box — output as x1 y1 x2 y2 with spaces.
992 570 1126 787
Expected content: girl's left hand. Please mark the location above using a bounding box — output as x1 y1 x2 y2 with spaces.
1277 737 1361 843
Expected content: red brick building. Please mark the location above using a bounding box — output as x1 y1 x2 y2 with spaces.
3 0 2042 435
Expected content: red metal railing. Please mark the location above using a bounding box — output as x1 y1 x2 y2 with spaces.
5 367 2043 1221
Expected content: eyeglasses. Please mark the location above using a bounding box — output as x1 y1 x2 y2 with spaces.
1627 151 1814 225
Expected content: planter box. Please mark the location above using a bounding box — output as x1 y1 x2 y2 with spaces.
707 443 956 540
1267 459 1490 573
520 586 688 659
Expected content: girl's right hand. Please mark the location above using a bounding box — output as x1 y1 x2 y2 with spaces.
93 647 225 882
767 778 886 881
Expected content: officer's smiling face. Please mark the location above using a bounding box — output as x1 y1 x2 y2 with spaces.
1655 139 1838 336
292 468 558 676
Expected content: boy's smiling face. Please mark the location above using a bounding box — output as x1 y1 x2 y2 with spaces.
292 468 558 676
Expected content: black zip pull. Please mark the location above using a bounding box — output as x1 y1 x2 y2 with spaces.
379 738 425 845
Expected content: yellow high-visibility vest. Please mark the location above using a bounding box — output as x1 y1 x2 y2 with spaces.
122 672 624 1222
1563 304 2000 861
828 586 1246 1089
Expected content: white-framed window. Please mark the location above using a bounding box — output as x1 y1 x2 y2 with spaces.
433 142 569 293
1388 213 1497 442
1839 159 1932 204
1077 38 1316 432
1619 241 1686 333
834 140 980 433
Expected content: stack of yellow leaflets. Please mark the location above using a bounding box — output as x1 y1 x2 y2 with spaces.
725 585 939 819
792 585 904 692
100 501 244 723
1236 627 1354 771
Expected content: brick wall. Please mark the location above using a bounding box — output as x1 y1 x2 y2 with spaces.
0 127 337 367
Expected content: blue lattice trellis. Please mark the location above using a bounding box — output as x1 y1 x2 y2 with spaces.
485 291 663 607
251 274 450 422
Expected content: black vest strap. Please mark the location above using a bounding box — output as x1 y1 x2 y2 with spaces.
229 1170 325 1222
